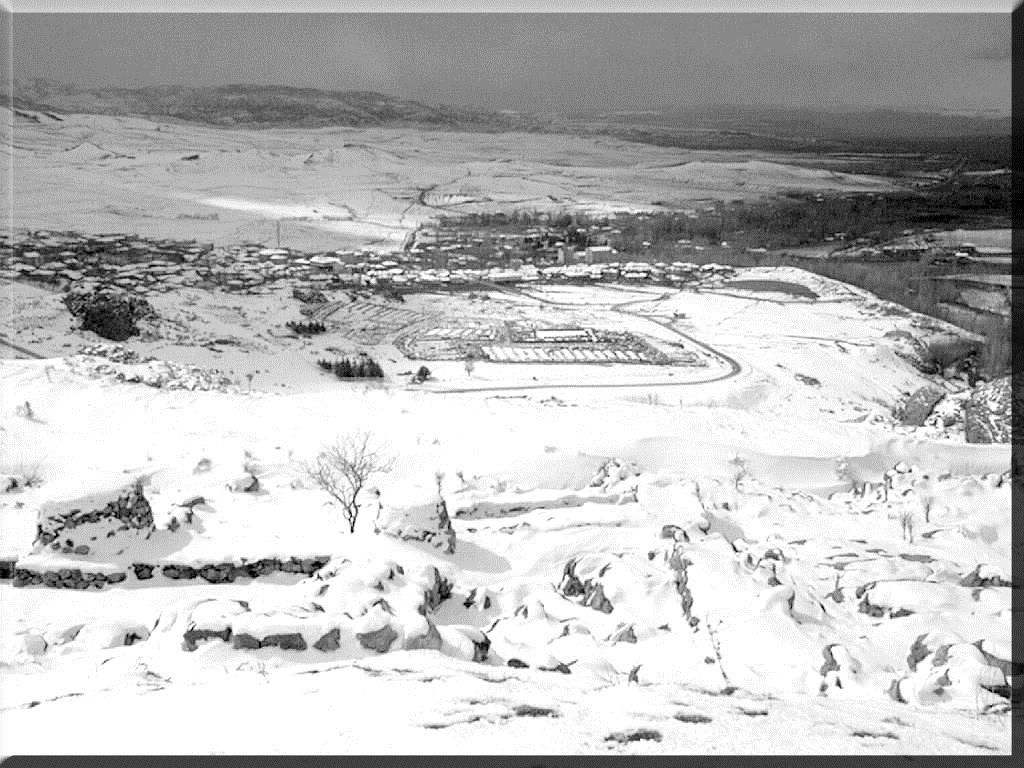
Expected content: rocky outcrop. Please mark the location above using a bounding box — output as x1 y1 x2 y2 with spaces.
372 490 456 554
964 376 1011 444
67 345 236 392
557 558 615 614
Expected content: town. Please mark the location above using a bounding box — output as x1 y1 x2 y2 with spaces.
1 215 1007 298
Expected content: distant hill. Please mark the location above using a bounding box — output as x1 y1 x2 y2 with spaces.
4 80 1009 167
567 104 1011 139
7 78 542 131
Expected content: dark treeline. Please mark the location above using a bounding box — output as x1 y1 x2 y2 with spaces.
287 320 326 335
440 180 1008 253
317 356 385 379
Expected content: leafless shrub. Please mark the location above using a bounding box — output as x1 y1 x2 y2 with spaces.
303 432 395 533
728 454 749 491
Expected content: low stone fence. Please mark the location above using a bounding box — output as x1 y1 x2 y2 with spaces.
9 555 331 589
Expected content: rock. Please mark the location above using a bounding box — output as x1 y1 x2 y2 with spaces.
356 624 398 653
193 459 212 474
73 545 90 555
372 490 456 554
899 386 945 427
313 627 341 652
421 567 452 612
964 377 1011 444
404 620 443 651
558 558 616 614
132 563 155 580
198 564 235 583
227 474 260 493
262 633 307 651
182 626 231 651
20 633 48 656
232 633 263 650
507 657 529 668
960 564 1011 588
162 564 197 580
608 624 637 644
884 331 936 374
660 524 685 540
582 582 614 614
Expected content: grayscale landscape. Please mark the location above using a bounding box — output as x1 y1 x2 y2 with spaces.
0 10 1014 756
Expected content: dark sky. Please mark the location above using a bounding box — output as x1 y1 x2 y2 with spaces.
11 13 1012 113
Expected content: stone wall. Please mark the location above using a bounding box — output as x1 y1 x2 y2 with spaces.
10 556 330 589
35 480 153 557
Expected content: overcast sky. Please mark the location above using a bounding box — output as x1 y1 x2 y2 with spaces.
10 13 1012 114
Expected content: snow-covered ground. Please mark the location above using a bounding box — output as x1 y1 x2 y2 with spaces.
0 101 1011 755
0 267 1011 755
3 106 897 252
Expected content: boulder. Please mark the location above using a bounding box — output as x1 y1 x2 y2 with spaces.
964 376 1011 444
608 624 638 644
372 489 456 554
226 474 260 493
20 633 48 656
404 619 443 651
356 624 398 653
313 627 341 652
262 633 307 651
899 386 945 427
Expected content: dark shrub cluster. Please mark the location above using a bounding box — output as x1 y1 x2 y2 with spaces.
317 356 384 379
287 320 326 335
63 288 156 342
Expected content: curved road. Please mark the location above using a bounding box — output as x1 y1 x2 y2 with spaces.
425 284 743 395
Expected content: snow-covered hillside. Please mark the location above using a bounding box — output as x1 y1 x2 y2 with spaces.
0 272 1011 753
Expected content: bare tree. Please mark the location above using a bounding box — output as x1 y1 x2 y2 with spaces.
728 454 748 491
304 432 395 533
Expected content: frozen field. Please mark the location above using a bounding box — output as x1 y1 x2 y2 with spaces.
3 106 898 253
